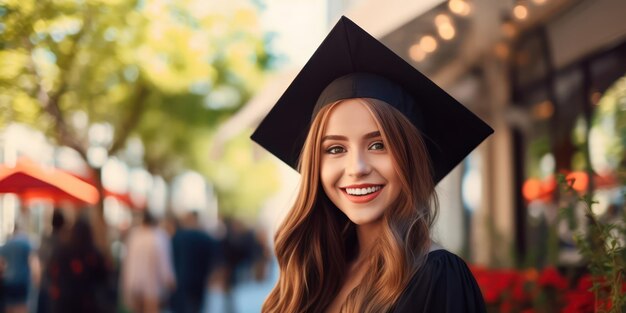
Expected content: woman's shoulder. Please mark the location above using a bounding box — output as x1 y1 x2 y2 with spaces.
424 248 465 266
392 249 486 313
411 249 476 283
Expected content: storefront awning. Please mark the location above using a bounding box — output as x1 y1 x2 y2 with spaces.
0 157 99 205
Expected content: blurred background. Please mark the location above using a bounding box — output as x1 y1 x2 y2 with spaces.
0 0 625 312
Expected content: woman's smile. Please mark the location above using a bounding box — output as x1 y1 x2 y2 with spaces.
340 184 385 203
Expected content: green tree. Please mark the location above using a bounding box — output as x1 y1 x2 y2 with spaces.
199 130 279 220
0 0 273 249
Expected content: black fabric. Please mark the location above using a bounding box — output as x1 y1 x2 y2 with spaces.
393 250 486 313
312 73 424 129
250 16 493 184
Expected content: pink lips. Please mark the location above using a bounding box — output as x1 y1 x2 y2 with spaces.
340 184 384 204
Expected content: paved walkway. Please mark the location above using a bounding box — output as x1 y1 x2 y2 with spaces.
203 260 278 313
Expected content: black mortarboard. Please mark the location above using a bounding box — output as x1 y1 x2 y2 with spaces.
251 16 493 183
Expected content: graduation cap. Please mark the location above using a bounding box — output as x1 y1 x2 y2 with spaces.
251 16 493 183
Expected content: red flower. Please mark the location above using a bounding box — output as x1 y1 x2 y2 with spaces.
474 269 519 304
483 288 500 304
499 299 513 313
576 274 593 291
538 266 568 290
597 298 612 311
496 270 518 290
561 290 594 313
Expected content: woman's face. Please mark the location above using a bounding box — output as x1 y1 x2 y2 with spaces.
320 99 401 226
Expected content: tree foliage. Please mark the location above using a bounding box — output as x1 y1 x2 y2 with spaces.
196 130 279 220
0 0 269 173
0 0 277 219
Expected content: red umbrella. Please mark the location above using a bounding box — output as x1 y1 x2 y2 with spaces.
0 157 99 205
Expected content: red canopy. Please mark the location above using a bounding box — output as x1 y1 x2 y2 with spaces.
0 158 99 205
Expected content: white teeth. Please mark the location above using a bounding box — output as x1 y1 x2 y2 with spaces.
345 186 381 196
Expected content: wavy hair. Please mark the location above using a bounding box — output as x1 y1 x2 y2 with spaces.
262 98 438 313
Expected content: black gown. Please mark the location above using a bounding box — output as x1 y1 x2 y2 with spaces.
392 250 486 313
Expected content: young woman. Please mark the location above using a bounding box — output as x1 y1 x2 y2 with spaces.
252 17 492 313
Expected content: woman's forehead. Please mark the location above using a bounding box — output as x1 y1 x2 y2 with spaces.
323 99 380 135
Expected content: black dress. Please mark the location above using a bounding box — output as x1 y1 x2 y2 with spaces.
392 250 486 313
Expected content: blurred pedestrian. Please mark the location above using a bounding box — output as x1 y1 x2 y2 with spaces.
121 211 175 313
36 210 67 313
46 215 108 313
0 223 39 313
221 217 263 313
171 211 217 313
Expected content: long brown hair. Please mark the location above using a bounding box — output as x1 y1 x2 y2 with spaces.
262 98 438 313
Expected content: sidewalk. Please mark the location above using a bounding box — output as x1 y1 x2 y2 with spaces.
203 260 278 313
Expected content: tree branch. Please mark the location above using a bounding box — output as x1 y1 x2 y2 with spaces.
108 83 149 156
27 6 93 160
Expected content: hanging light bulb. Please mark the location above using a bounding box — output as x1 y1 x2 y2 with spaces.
435 14 456 40
449 0 464 15
419 35 438 53
449 0 472 16
409 43 426 62
461 2 472 15
435 14 451 26
438 23 456 40
532 0 547 5
513 3 529 20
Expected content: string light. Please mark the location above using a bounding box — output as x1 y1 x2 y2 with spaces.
438 23 456 40
448 0 472 16
435 14 451 26
435 14 456 40
409 44 426 62
419 35 438 53
513 3 529 20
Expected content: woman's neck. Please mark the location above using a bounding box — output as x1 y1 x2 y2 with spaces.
354 221 438 261
354 220 383 262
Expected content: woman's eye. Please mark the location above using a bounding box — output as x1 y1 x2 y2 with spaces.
369 142 385 150
326 146 345 154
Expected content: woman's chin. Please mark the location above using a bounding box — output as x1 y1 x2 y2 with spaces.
346 213 384 226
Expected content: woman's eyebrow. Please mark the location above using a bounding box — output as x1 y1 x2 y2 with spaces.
364 131 381 139
322 131 380 142
321 135 347 142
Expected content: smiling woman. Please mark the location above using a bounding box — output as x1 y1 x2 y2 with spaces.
320 99 403 227
251 16 493 313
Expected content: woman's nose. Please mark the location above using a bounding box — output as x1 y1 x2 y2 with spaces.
346 150 370 177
